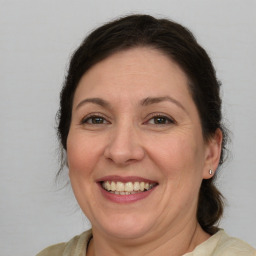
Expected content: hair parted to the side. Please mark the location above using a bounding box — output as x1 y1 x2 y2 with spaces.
57 14 228 235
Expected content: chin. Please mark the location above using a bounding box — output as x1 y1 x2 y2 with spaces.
93 212 155 240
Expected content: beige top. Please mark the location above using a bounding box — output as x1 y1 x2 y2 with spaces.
37 229 256 256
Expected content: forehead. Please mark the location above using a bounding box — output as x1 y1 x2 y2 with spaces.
73 47 192 105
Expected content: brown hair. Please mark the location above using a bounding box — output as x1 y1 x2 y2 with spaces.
57 14 227 235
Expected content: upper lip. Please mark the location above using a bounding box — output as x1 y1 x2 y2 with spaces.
96 175 158 184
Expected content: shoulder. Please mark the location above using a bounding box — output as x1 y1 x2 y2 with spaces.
36 242 66 256
213 230 256 256
186 230 256 256
36 229 92 256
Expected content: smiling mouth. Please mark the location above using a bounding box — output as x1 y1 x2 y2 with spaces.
101 181 158 195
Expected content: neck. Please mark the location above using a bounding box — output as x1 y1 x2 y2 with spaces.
87 222 210 256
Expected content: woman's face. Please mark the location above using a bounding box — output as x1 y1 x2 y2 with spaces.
67 47 219 240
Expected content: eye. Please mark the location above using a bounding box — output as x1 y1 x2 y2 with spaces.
146 114 175 125
81 115 109 125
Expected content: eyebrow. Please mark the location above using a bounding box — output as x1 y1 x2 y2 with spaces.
76 96 186 112
76 98 110 110
141 96 186 111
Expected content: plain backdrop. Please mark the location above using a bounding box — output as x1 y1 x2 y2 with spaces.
1 0 255 255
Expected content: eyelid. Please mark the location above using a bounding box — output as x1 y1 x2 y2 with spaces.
144 112 176 125
79 112 175 125
80 112 111 125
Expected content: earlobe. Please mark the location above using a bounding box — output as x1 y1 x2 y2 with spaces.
203 128 223 179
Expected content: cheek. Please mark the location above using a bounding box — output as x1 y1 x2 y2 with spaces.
149 135 203 175
146 131 206 203
66 131 104 216
66 131 102 177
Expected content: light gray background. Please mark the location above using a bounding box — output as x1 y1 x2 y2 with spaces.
1 0 255 255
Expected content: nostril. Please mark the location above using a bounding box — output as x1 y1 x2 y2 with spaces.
104 138 145 164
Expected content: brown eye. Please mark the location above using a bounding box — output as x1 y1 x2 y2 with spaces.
148 115 174 125
154 117 168 124
81 115 109 125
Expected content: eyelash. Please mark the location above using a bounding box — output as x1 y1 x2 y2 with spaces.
144 113 175 126
80 114 109 125
80 113 175 126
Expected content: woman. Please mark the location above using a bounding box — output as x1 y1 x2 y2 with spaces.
37 14 255 256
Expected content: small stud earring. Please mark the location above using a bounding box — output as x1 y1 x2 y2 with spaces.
209 169 213 175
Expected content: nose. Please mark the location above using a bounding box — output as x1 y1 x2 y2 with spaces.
104 123 145 165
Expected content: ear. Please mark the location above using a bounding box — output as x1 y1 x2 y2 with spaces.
202 128 223 179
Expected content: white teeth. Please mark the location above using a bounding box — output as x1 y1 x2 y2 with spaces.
124 182 133 192
133 182 140 191
110 181 116 191
105 181 111 191
101 181 156 194
116 181 124 192
140 182 145 191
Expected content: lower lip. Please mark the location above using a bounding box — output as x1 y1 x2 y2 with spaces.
98 184 157 204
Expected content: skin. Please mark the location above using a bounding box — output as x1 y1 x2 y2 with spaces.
67 47 222 256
